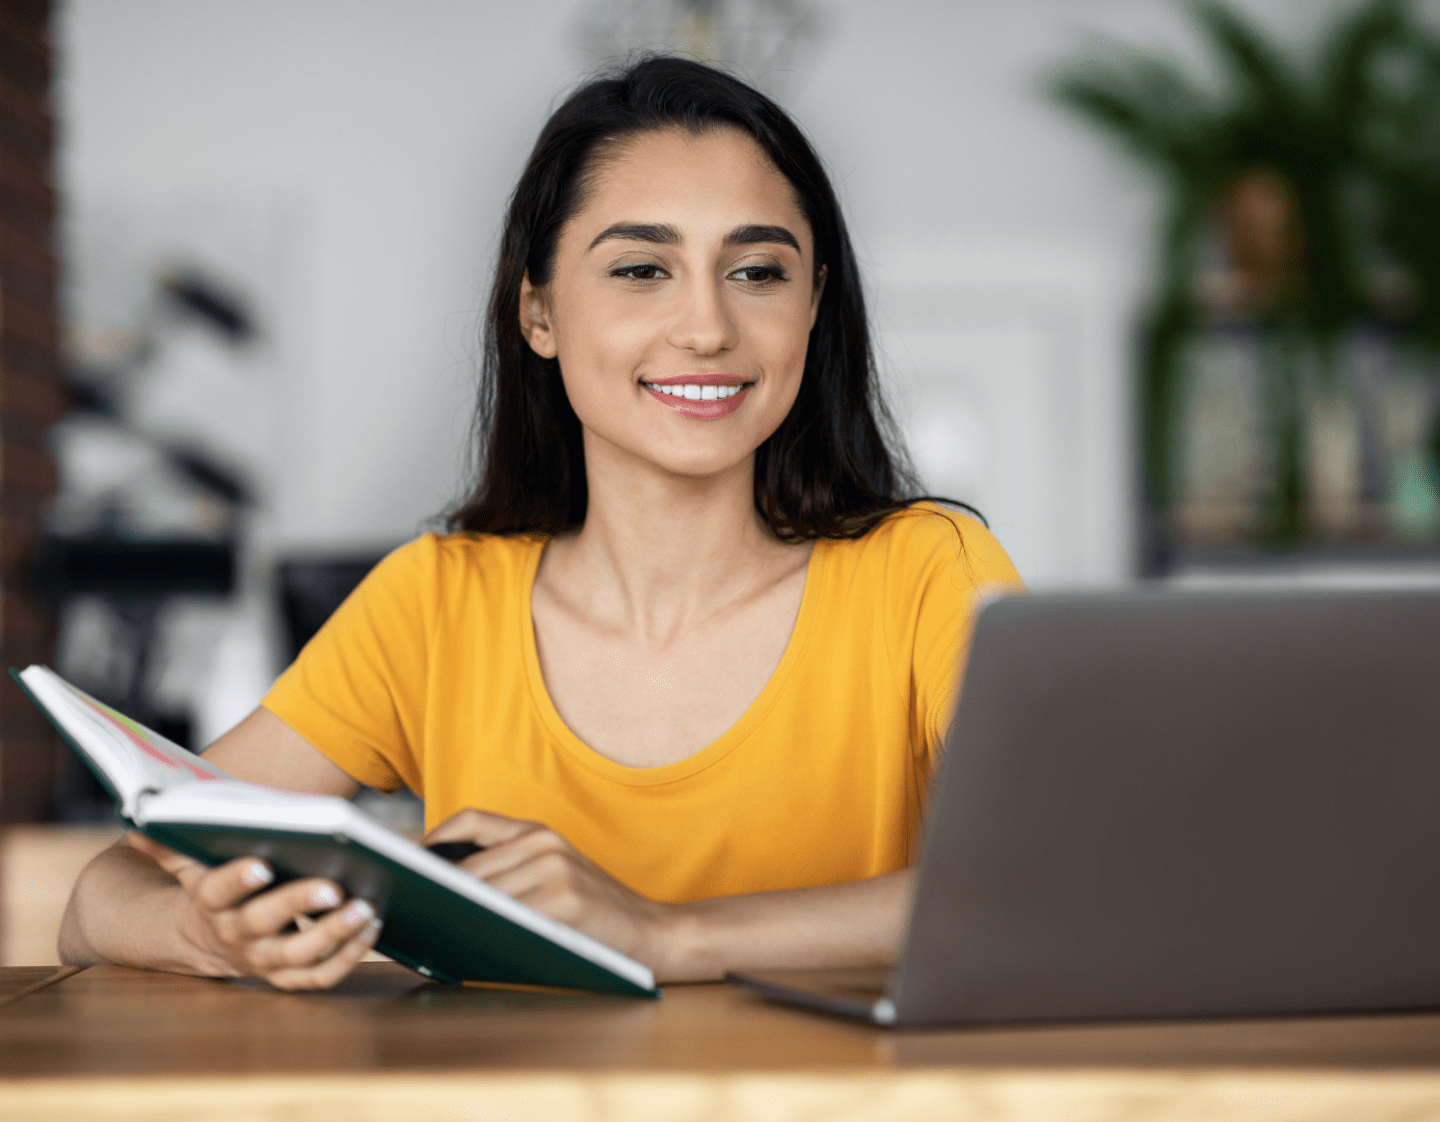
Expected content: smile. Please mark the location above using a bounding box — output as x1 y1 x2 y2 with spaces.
643 382 746 400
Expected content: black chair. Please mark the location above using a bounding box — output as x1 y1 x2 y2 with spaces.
34 531 237 819
275 552 393 664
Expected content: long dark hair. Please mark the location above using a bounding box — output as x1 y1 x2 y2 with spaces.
449 54 973 540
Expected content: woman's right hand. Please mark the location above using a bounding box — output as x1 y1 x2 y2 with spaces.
126 833 382 991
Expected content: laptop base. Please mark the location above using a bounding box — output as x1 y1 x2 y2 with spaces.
726 967 896 1025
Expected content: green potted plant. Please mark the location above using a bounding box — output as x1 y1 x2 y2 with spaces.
1051 0 1440 560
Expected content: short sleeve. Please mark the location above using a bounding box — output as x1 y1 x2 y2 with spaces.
882 506 1025 767
262 535 438 793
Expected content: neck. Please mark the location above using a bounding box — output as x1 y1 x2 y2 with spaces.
544 433 805 638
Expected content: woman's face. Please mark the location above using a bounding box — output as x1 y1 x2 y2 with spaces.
520 127 823 481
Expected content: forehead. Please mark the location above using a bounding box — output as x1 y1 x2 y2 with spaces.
570 127 811 250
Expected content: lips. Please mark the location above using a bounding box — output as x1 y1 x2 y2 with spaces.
643 382 750 418
641 373 752 419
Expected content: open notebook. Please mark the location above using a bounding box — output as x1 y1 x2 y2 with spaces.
13 665 658 997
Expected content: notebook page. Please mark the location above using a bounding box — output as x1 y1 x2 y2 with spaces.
20 666 229 815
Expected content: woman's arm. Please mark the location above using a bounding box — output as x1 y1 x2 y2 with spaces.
661 871 910 980
424 809 912 983
58 707 384 989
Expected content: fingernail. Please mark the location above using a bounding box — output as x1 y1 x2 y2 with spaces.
243 862 273 889
311 884 342 910
362 917 383 941
343 899 375 926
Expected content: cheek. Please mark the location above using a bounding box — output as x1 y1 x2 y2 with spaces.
554 292 657 379
551 305 671 447
552 309 638 413
753 303 813 386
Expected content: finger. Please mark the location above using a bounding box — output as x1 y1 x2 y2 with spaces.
459 826 569 882
481 851 581 909
124 832 208 883
189 858 279 912
229 878 347 937
423 807 535 849
124 831 181 863
264 918 383 992
254 898 379 970
491 870 590 929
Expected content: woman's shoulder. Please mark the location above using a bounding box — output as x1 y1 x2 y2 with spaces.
363 530 546 600
826 501 1024 590
380 528 544 561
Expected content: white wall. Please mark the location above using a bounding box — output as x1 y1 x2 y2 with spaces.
56 0 1368 585
58 0 592 552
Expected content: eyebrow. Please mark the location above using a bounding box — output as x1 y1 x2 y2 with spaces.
587 222 802 253
588 223 680 250
724 224 801 252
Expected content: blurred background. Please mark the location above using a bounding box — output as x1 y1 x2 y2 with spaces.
2 0 1439 958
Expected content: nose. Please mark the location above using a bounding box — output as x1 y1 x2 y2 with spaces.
665 275 739 355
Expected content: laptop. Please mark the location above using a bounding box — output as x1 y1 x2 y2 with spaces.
728 587 1440 1027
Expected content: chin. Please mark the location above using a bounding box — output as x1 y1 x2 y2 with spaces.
654 451 751 481
587 422 765 483
632 435 756 481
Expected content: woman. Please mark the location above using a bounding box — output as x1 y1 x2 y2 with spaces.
59 56 1022 990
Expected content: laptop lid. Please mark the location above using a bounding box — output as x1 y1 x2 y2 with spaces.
888 587 1440 1026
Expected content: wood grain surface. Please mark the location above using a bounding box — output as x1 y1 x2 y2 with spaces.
4 1071 1440 1122
4 964 1440 1121
0 964 75 1006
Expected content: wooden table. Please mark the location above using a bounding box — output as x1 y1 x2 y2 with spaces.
4 964 1440 1120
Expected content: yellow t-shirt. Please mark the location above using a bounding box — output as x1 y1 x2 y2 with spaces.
262 503 1022 903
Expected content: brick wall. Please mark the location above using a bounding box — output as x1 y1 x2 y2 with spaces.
0 0 62 823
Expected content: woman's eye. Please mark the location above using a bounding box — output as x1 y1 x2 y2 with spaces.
612 263 666 281
731 265 787 284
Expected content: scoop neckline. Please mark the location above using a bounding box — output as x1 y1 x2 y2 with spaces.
518 535 827 788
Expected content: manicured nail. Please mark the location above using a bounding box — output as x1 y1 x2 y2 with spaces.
242 862 273 889
361 917 383 941
311 884 342 910
343 899 375 926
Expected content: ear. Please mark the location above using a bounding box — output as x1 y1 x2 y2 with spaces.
809 264 828 329
519 272 558 359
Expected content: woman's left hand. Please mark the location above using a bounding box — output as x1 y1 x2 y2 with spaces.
422 808 676 976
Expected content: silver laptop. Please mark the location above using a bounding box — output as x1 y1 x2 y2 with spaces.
729 588 1440 1027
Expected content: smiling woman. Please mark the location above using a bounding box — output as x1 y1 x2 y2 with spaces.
454 57 926 542
518 127 819 491
57 56 1024 991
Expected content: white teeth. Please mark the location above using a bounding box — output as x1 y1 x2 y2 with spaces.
646 383 746 399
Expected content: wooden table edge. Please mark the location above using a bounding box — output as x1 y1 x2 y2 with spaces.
0 965 83 1009
5 1067 1440 1122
